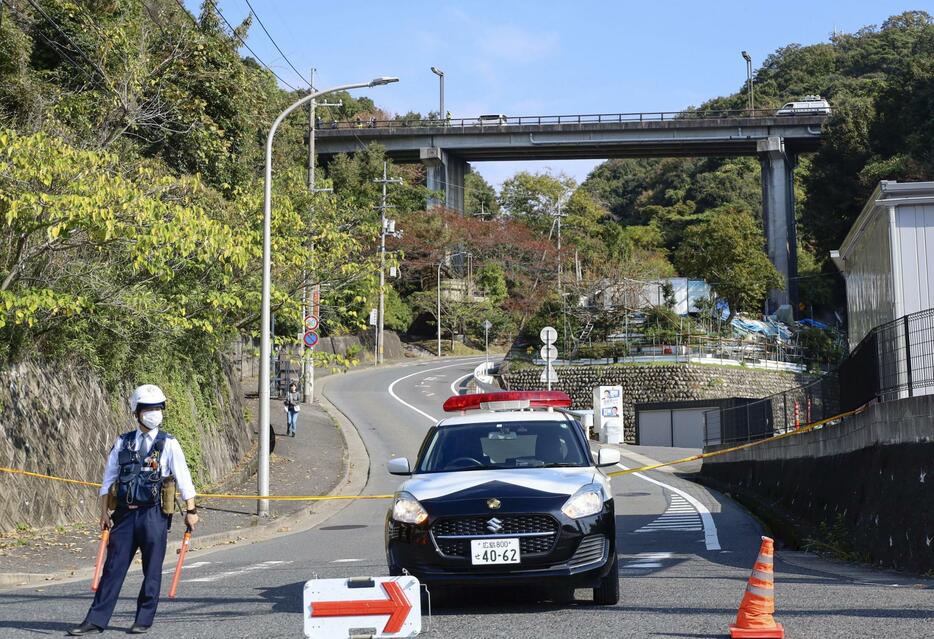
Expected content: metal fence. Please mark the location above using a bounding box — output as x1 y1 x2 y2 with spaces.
704 307 934 447
315 108 811 132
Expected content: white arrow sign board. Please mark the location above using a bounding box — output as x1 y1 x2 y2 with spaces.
540 345 558 361
483 320 493 330
540 326 558 345
304 576 421 638
540 365 559 384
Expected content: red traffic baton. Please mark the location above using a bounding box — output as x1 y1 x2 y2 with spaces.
91 529 109 592
168 527 192 599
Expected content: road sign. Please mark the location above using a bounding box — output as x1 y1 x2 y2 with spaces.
540 325 558 345
369 308 378 326
303 331 319 348
304 576 421 638
540 365 559 384
304 315 319 331
540 345 558 361
483 319 493 330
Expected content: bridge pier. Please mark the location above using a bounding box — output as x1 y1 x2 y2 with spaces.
758 136 798 314
420 147 467 212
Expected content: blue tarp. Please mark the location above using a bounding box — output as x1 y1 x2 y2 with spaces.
731 316 793 341
798 318 830 330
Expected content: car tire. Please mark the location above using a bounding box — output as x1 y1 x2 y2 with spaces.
388 562 403 576
593 553 619 605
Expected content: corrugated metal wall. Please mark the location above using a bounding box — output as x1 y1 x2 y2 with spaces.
845 210 895 349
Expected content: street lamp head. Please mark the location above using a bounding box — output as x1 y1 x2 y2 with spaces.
369 76 400 87
741 51 751 62
430 66 444 77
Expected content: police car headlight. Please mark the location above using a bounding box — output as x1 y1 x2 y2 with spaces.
561 484 604 519
392 491 428 525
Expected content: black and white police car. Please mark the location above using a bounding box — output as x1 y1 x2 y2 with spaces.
384 391 621 604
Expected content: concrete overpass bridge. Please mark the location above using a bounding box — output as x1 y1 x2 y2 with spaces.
314 108 829 310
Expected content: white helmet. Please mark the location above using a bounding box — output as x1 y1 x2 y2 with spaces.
130 384 167 413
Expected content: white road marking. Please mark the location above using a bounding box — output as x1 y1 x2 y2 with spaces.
185 560 292 583
617 463 721 551
330 558 364 563
162 561 211 575
387 359 486 422
622 552 673 571
449 372 474 396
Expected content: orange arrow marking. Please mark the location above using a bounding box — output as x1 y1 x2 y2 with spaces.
310 581 412 634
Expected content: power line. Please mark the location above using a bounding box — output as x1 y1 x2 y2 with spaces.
242 0 309 88
201 0 299 91
5 0 112 96
23 0 112 87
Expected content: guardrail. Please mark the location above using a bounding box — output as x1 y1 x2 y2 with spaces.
315 108 824 132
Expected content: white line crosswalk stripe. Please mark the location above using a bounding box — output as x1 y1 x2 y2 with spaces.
633 494 703 534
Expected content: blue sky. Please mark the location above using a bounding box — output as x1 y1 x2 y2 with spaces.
190 1 921 189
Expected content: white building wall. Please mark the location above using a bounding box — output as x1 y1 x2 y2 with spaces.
894 204 934 317
844 209 895 349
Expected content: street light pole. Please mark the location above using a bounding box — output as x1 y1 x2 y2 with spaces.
741 51 754 111
260 76 398 516
430 66 444 121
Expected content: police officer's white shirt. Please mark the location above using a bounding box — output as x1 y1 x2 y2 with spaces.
99 427 197 501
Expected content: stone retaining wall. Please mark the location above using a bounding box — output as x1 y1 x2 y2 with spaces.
701 395 934 574
0 359 252 533
501 363 810 443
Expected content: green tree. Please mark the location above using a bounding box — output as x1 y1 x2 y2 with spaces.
674 208 783 323
498 171 575 230
464 172 499 219
476 263 508 303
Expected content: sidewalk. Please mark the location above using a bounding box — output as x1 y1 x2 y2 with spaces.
0 379 349 589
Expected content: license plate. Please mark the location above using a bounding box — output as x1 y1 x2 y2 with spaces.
470 538 520 565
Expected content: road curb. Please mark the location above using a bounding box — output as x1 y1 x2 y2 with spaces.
0 374 372 591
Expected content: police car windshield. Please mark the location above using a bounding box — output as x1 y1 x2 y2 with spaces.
416 420 589 473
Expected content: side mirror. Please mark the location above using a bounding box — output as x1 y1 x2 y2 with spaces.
596 448 621 467
387 457 412 476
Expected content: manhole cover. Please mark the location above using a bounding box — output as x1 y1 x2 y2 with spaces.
319 524 368 531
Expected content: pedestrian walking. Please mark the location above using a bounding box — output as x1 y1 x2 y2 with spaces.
68 384 198 636
284 381 301 437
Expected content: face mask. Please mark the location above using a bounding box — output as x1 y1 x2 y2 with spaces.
140 410 163 430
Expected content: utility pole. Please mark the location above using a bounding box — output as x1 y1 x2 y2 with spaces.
553 198 567 358
303 68 341 403
375 162 403 365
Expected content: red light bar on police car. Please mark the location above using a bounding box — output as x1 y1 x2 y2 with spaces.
442 391 572 412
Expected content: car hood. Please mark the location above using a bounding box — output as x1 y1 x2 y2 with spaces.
398 467 601 502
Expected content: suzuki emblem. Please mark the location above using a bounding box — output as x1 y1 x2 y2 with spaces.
486 498 501 510
486 517 504 533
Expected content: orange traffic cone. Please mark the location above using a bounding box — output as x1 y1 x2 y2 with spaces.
729 536 784 638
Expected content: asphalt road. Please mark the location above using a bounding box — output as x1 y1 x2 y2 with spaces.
2 357 931 638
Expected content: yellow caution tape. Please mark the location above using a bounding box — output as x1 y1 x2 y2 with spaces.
606 406 863 478
0 466 103 488
0 466 391 501
2 405 864 498
197 493 393 501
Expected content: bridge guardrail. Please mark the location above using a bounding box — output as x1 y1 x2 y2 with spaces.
315 108 824 132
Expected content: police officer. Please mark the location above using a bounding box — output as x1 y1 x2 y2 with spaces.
69 384 198 636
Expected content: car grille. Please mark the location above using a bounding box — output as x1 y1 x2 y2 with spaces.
568 535 606 569
432 515 559 558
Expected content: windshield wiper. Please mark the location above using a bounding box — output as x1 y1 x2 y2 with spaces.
542 462 583 468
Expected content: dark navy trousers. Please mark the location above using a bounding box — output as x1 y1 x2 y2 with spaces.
85 505 169 628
